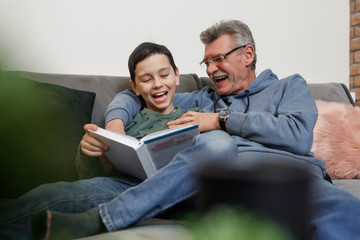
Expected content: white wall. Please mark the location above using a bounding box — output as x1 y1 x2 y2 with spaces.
0 0 349 85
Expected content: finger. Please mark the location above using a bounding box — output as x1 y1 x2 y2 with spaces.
84 123 98 132
80 140 103 157
171 115 195 125
82 132 109 151
168 121 196 129
81 139 107 153
80 147 103 157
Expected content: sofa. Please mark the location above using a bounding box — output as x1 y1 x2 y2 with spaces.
0 70 359 239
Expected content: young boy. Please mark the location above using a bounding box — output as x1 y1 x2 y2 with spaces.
78 42 200 175
31 42 200 239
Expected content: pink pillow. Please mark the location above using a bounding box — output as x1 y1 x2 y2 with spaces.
311 100 360 179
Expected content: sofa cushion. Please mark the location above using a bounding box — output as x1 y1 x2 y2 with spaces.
311 100 360 179
0 74 95 198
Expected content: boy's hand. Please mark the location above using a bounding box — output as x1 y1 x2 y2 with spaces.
80 124 109 157
167 111 220 132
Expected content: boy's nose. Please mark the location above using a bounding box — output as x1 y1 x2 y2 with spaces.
153 78 163 88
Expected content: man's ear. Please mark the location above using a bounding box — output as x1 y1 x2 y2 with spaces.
175 68 180 86
129 80 141 96
243 45 255 67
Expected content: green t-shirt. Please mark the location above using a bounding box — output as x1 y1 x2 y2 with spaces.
125 107 201 139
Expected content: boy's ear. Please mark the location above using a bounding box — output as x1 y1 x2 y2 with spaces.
175 68 180 86
129 80 141 96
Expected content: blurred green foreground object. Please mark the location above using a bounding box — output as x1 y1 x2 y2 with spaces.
185 205 293 240
0 73 95 198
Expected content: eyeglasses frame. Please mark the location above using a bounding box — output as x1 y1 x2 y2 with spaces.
200 45 248 67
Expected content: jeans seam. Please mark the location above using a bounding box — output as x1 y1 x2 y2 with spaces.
99 203 117 232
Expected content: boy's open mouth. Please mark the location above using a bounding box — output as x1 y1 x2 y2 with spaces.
153 91 168 100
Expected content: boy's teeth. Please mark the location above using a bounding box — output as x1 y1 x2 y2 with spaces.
154 92 166 97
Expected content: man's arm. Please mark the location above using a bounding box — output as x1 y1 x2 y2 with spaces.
105 87 215 126
173 87 217 111
104 89 143 127
226 76 317 155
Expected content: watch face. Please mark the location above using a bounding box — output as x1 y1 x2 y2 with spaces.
219 109 231 119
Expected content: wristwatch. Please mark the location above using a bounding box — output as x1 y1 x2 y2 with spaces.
218 109 232 131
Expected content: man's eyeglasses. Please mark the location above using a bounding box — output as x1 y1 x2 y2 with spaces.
200 45 247 67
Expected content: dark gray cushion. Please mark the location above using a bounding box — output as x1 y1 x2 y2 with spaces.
0 74 95 198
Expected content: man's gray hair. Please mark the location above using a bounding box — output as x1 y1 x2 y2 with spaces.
200 19 257 70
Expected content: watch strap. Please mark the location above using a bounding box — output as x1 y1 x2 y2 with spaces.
219 118 226 130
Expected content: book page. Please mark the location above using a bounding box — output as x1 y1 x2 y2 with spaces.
144 125 199 170
89 127 139 148
141 124 198 144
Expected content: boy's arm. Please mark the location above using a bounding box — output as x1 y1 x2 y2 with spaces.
75 145 109 179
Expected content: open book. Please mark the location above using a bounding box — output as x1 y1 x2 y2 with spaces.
89 125 199 180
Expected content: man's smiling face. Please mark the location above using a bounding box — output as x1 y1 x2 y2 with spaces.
203 34 255 95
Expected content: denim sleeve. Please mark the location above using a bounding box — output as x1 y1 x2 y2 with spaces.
104 89 143 127
104 87 215 127
173 87 216 111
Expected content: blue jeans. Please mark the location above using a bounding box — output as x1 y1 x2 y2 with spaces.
1 130 360 240
309 176 360 240
0 130 238 239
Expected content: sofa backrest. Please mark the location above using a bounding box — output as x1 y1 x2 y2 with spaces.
4 71 206 127
4 71 354 128
307 83 355 105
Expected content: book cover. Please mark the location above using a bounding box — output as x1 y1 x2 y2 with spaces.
88 124 199 179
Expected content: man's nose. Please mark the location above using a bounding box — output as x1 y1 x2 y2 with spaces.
206 61 219 76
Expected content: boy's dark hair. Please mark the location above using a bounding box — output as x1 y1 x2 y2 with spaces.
128 42 177 81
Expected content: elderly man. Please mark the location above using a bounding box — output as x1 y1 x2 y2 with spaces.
103 19 360 239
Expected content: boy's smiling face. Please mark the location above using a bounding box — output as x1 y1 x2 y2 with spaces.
130 54 180 114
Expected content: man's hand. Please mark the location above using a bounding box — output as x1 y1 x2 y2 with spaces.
167 111 220 132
